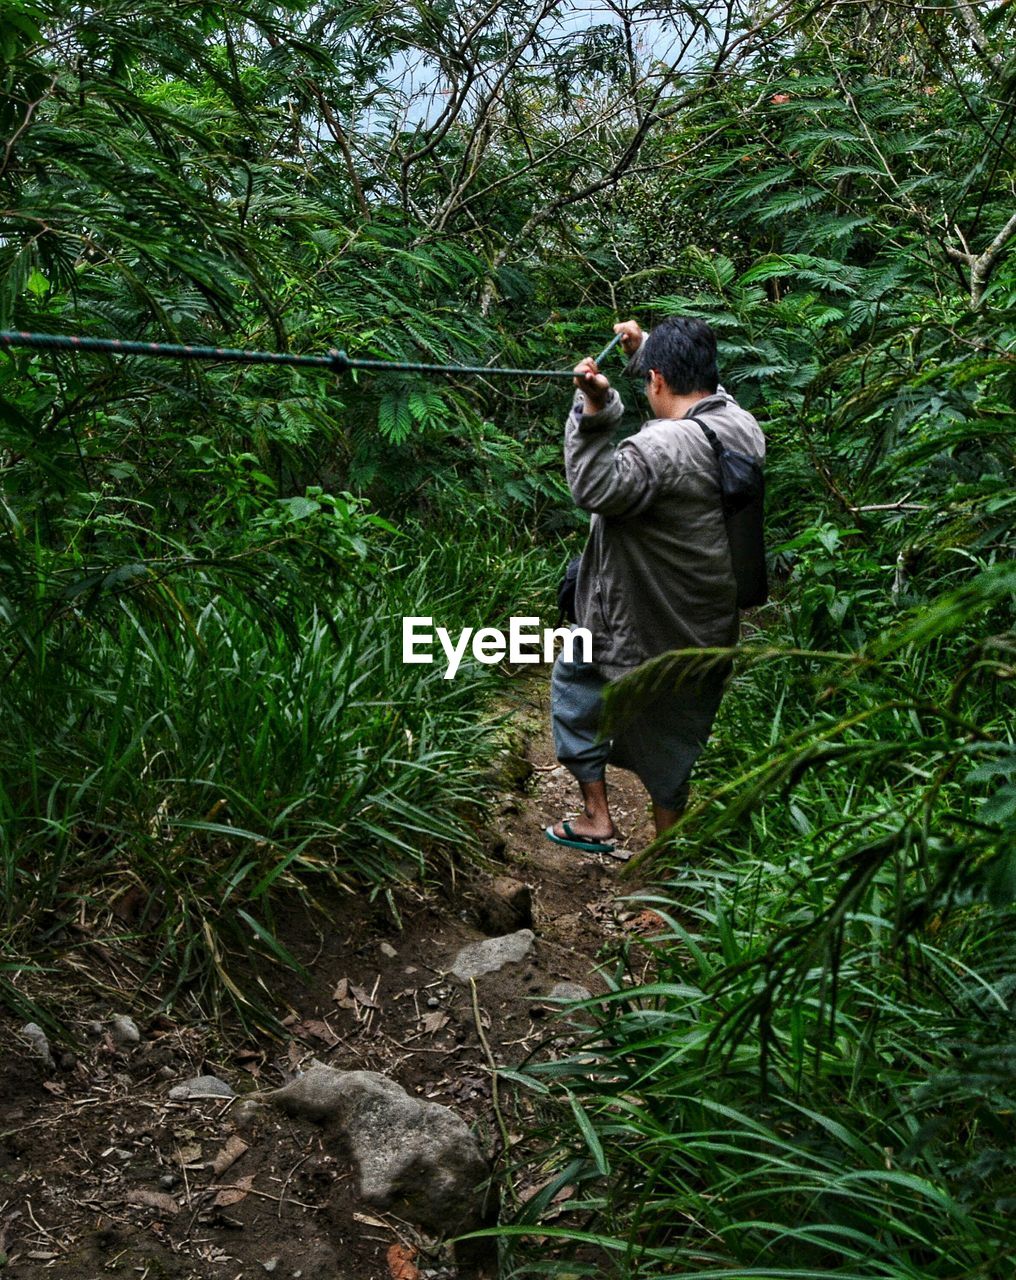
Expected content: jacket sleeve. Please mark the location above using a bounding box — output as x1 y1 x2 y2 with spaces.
564 389 661 518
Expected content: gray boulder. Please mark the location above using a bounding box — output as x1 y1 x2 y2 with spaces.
268 1066 487 1235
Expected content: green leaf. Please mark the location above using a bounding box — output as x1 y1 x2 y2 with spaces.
980 785 1016 826
275 497 321 519
25 269 50 298
565 1090 609 1175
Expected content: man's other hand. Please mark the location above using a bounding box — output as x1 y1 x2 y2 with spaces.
573 357 610 413
613 319 644 357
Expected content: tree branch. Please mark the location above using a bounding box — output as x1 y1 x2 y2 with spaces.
951 0 1004 77
301 78 370 219
477 0 805 314
947 210 1016 308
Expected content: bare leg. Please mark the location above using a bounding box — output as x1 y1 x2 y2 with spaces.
652 801 682 838
550 777 616 841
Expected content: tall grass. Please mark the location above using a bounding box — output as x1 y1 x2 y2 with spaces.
0 535 556 1029
491 561 1015 1278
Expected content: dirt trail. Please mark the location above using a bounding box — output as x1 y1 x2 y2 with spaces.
0 677 657 1279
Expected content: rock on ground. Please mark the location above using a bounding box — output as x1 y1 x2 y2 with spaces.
110 1014 141 1046
268 1066 488 1235
168 1075 236 1100
449 929 535 981
540 982 597 1027
19 1022 54 1069
546 982 593 1003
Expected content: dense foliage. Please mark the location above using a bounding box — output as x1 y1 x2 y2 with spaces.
2 0 1014 1274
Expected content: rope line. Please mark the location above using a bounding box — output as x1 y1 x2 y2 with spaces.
593 331 622 366
0 328 624 381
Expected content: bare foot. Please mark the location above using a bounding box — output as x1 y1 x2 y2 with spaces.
549 812 617 842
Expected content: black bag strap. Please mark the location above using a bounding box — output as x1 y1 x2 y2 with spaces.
686 415 768 607
687 414 723 460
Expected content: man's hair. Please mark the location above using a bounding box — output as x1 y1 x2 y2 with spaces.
637 317 719 395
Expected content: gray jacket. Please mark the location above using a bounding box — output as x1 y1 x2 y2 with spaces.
565 385 766 679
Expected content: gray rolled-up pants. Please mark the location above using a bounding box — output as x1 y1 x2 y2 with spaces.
551 651 725 811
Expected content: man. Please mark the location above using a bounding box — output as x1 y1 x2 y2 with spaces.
545 315 765 851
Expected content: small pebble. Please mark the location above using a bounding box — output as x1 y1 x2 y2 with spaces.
262 1259 279 1274
19 1022 54 1069
379 942 398 958
426 996 440 1008
545 981 594 1003
158 1173 178 1190
168 1074 236 1100
85 1021 104 1037
157 1065 175 1080
110 1015 141 1046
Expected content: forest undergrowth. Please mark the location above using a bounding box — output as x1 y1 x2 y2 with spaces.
2 2 1015 1276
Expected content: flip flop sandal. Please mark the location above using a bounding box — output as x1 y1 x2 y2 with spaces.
545 820 616 854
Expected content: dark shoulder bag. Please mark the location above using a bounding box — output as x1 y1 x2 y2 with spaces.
689 416 768 609
557 555 581 625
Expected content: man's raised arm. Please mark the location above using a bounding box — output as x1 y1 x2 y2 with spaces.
564 355 660 519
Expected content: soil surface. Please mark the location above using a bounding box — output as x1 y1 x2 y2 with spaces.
0 677 661 1280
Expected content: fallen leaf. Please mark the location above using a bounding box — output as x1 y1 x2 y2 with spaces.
449 1075 486 1102
353 1211 391 1228
127 1189 180 1216
421 1011 449 1035
210 1135 248 1176
176 1142 203 1167
212 1174 254 1207
333 977 356 1010
350 982 379 1010
624 909 666 935
386 1242 419 1280
293 1018 339 1047
603 846 632 862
